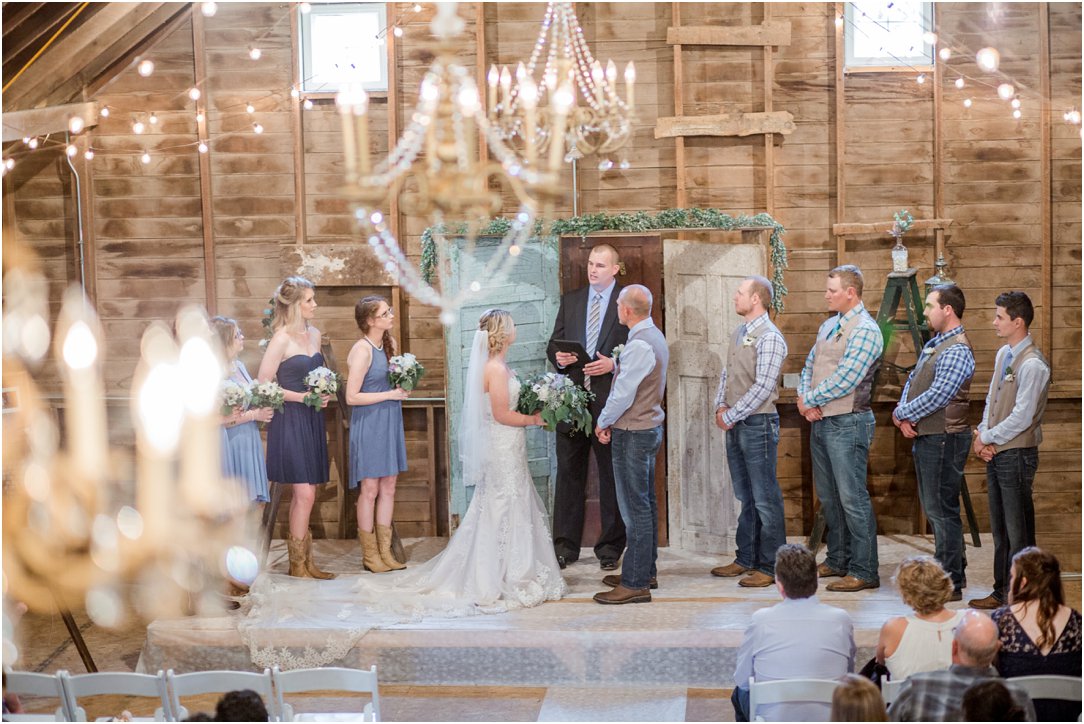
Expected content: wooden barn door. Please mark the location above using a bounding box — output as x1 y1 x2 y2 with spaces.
559 234 668 546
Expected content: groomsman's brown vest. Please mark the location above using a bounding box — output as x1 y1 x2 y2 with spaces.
615 323 669 431
905 331 974 435
724 321 781 415
811 311 880 417
987 341 1050 450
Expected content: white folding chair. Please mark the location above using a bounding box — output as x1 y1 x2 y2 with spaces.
271 665 381 722
2 669 71 722
59 670 172 722
1009 675 1083 703
881 678 905 707
748 676 840 722
166 668 276 722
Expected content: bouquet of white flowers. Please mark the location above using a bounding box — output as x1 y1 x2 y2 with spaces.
220 379 250 416
388 353 426 391
248 380 286 412
302 366 341 409
515 371 595 435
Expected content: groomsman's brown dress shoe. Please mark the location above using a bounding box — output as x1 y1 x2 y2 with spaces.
817 563 844 578
603 574 657 589
967 593 1002 610
594 584 652 604
711 561 751 578
738 571 775 588
826 575 879 592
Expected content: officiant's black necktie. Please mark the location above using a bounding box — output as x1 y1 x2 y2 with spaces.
585 292 602 390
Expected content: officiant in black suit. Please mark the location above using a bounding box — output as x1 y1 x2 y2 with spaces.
546 243 629 570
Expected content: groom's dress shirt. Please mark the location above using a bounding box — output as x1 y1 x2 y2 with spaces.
712 312 787 426
734 595 855 722
597 318 658 430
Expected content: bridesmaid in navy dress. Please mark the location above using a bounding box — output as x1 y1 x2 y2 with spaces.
257 276 336 579
346 296 409 572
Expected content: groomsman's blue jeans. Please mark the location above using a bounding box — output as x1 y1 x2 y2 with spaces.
612 426 663 590
810 410 880 584
913 431 971 591
727 413 786 576
987 446 1038 602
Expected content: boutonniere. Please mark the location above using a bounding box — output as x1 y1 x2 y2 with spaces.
833 330 843 342
920 347 935 357
742 335 756 348
611 344 625 364
1004 365 1016 383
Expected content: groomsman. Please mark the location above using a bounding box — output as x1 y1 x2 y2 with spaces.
547 244 628 570
593 285 668 604
968 291 1050 610
710 276 788 588
797 264 883 592
892 284 975 599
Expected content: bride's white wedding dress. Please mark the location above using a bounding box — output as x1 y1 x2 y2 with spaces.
237 370 566 670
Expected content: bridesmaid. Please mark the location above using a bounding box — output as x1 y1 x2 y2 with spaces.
257 276 336 579
212 316 273 505
346 296 409 572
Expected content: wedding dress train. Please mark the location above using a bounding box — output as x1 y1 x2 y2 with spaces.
237 373 566 670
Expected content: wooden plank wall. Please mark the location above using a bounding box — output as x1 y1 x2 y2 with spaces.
5 2 1079 564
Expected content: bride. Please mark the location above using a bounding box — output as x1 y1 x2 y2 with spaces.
238 309 567 668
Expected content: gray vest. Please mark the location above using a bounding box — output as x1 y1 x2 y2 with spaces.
615 322 669 431
905 330 974 435
724 321 781 415
811 311 880 417
987 342 1050 450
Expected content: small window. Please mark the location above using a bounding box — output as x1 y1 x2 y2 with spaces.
845 0 934 70
299 3 388 94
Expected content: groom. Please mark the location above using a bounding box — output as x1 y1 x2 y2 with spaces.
547 244 628 570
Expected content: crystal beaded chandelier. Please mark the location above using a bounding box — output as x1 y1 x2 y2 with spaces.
337 3 572 322
487 1 636 171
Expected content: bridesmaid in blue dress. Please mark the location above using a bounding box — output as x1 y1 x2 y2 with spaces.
212 316 273 504
346 296 409 573
257 276 336 579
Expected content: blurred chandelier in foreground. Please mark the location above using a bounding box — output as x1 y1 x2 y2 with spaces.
338 2 572 322
488 1 636 171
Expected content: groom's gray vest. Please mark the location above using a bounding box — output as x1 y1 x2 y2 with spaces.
615 322 669 431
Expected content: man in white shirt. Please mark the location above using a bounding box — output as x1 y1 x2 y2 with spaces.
732 543 856 721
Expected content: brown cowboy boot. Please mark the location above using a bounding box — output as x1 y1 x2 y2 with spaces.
359 529 391 573
286 534 312 578
302 531 337 579
376 524 406 571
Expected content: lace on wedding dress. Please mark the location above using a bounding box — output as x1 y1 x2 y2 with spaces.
236 374 567 670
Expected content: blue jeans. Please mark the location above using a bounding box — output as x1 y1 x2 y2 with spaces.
612 426 663 590
810 410 880 583
728 413 786 576
987 447 1038 601
731 685 750 722
913 431 970 591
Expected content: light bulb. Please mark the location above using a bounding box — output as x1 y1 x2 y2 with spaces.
149 113 158 125
963 98 972 108
99 107 110 117
939 47 951 61
303 99 314 110
299 2 311 13
290 88 300 98
133 121 145 134
393 26 403 37
955 77 965 89
84 149 94 160
835 15 843 28
201 2 216 16
922 32 937 46
198 142 208 153
138 59 155 77
246 103 255 114
68 116 85 134
141 152 151 164
249 47 262 60
28 137 38 149
253 123 264 134
916 73 926 84
413 3 422 11
66 144 77 157
997 83 1015 100
3 158 13 170
1068 110 1082 124
189 87 201 100
1012 109 1021 119
1011 98 1021 109
196 112 205 123
976 47 1000 72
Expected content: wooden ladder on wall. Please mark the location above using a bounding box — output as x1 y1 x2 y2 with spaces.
656 3 796 215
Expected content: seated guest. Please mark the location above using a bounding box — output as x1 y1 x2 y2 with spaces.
733 543 856 722
993 547 1082 722
889 610 1035 721
962 680 1029 722
831 673 887 722
877 556 964 680
213 689 268 722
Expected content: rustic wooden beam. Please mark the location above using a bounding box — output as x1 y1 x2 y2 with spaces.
475 2 489 165
3 2 72 66
763 3 774 216
191 7 217 314
654 111 796 139
834 2 845 263
932 6 945 263
1 101 98 142
1039 3 1052 361
666 20 791 47
832 218 954 236
290 2 306 245
80 3 190 101
672 2 686 209
385 2 400 246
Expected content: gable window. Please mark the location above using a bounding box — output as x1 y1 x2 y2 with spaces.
299 3 388 93
845 1 934 71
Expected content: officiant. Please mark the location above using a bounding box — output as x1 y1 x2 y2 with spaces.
546 243 629 571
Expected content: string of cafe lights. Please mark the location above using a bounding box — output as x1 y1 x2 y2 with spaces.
2 1 431 174
836 2 1081 126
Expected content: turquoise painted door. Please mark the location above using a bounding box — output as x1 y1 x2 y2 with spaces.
443 236 560 528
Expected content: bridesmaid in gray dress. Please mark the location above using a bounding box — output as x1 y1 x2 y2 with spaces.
346 296 409 573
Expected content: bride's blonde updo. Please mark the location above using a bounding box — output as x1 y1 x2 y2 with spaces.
270 276 314 332
478 308 514 357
